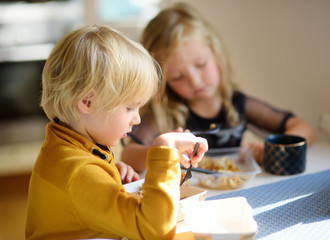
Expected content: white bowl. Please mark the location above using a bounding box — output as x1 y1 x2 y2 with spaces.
182 197 258 239
196 147 262 190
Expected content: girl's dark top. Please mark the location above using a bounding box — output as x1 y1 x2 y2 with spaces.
128 91 294 148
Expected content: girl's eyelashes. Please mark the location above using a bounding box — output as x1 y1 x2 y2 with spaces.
169 59 207 82
171 74 184 82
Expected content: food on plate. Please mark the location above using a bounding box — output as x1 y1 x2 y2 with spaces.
199 174 248 189
198 156 248 189
199 156 241 172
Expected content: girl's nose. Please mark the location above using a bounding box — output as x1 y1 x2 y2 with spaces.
187 69 202 88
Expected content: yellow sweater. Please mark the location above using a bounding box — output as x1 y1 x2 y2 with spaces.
25 122 181 240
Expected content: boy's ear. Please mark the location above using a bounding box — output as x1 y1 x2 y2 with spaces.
77 91 95 114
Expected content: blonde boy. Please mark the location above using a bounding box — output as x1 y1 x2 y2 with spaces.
25 25 207 240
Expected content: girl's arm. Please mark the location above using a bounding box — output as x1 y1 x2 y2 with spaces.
248 117 315 164
284 117 315 147
121 113 159 173
121 142 149 173
244 94 315 164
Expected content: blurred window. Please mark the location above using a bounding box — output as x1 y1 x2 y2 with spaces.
98 0 161 23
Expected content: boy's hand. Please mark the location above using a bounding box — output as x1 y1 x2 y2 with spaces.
152 132 208 168
115 161 140 184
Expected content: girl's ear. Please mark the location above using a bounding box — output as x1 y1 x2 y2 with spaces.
77 91 95 114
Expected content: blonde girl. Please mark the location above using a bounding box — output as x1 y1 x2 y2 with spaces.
121 2 315 172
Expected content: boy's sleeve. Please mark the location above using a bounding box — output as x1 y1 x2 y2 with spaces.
68 146 181 240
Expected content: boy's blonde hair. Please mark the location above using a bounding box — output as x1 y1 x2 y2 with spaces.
41 25 161 124
141 2 238 133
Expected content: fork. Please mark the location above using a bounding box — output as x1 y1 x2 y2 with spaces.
180 142 200 186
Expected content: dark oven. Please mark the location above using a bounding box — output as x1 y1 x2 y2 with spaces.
0 0 83 144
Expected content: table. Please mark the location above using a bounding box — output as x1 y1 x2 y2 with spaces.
175 139 330 239
208 169 330 239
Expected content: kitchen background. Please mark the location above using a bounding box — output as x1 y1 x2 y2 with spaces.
0 0 329 239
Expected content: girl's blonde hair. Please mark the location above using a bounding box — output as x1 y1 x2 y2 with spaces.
41 25 161 124
141 2 238 133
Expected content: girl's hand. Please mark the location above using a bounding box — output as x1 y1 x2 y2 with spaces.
171 127 190 133
248 142 265 165
152 132 208 168
115 161 140 184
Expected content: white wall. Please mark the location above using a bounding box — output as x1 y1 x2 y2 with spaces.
164 0 330 139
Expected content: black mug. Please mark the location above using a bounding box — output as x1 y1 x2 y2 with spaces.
264 134 307 175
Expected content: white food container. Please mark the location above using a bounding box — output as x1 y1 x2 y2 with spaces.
124 179 207 222
181 197 258 239
196 147 262 190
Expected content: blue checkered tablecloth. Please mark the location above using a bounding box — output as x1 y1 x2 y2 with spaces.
207 169 330 240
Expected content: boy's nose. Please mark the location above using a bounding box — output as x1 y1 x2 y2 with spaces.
132 112 141 125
